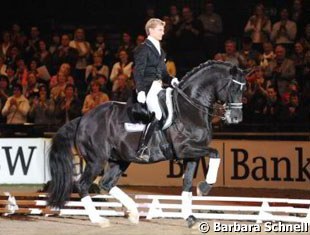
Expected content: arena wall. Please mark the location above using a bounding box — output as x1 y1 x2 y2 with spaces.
0 138 309 190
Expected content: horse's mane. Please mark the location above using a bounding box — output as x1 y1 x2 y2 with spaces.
180 60 243 87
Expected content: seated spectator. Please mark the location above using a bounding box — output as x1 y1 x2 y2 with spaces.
281 91 302 123
52 34 78 71
1 83 30 124
169 5 181 26
135 34 146 49
281 79 299 105
264 45 295 97
110 49 133 83
238 37 261 69
5 45 20 66
117 32 135 58
28 84 55 124
271 8 297 53
55 84 81 126
49 33 60 55
111 74 133 102
244 67 270 123
220 39 242 66
85 52 109 83
28 59 40 75
259 41 275 68
245 66 271 98
0 31 13 58
50 72 68 100
96 74 110 95
50 63 74 89
6 65 17 86
92 33 107 56
82 80 109 114
299 24 310 50
244 3 271 52
291 41 309 88
0 75 11 122
92 32 115 66
291 0 307 39
25 26 41 60
69 28 92 96
23 72 39 104
262 85 283 124
34 40 52 72
10 24 23 45
15 58 28 86
0 55 7 76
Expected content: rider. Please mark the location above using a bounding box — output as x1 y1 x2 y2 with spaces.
133 18 179 158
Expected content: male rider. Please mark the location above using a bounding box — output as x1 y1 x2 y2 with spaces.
133 18 179 158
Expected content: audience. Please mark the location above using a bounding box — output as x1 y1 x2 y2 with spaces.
0 1 308 133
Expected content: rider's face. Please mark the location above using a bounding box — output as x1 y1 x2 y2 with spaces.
149 25 164 41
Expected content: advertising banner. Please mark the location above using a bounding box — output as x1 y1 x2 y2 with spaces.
0 138 309 190
0 138 49 184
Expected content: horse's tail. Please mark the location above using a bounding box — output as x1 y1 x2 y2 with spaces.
47 117 81 208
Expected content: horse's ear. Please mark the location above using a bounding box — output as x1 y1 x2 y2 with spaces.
229 65 238 76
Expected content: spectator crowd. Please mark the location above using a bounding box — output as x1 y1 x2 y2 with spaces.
0 0 308 132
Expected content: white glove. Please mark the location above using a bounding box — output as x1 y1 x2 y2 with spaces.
137 91 146 103
171 77 180 88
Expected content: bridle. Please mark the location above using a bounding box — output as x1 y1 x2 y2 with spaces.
175 76 245 120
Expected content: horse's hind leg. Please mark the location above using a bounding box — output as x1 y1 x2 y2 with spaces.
99 161 139 224
77 162 110 227
197 148 220 196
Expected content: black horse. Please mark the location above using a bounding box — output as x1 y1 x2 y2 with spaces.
47 61 246 227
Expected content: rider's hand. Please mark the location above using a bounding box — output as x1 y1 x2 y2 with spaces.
171 77 180 88
137 91 146 104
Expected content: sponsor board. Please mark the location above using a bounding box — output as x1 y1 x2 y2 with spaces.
0 138 309 190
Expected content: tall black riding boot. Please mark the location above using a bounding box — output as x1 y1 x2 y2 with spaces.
137 118 160 161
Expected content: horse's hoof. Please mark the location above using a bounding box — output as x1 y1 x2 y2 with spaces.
128 212 140 224
186 215 198 229
197 181 212 196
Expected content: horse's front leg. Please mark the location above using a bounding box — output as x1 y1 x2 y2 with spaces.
100 160 139 224
182 159 199 228
197 148 220 196
77 163 110 227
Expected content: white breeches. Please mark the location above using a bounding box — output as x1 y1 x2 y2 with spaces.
146 80 163 120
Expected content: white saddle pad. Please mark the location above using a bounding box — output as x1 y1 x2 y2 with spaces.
124 123 146 132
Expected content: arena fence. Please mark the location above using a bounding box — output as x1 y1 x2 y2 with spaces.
1 192 309 224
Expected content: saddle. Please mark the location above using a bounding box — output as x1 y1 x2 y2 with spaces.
125 87 174 132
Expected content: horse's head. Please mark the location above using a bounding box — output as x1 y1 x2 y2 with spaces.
216 64 246 124
176 61 246 125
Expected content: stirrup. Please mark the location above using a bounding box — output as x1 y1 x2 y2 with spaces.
137 146 150 162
